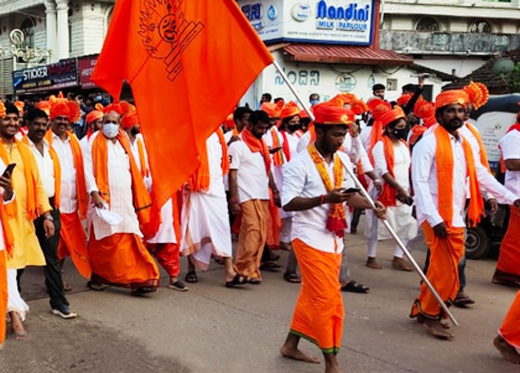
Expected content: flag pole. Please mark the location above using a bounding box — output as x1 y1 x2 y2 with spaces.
272 60 459 326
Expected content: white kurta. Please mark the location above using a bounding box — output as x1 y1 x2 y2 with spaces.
180 132 232 270
83 132 142 240
367 140 417 241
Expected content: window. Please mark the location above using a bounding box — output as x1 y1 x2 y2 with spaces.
386 78 398 91
416 17 440 32
20 18 35 49
469 20 493 33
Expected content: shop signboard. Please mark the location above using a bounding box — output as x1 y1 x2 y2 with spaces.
12 58 78 94
78 55 98 89
237 0 376 46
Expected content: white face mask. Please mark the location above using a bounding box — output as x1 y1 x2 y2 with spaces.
102 122 119 139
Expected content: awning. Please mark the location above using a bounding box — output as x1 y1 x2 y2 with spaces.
281 43 413 66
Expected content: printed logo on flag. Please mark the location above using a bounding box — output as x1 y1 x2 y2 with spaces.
140 0 204 82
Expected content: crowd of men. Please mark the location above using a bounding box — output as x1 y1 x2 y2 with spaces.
0 80 519 373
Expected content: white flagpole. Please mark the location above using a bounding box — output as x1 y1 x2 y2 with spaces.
272 60 458 326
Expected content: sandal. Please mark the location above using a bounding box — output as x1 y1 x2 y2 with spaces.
87 281 107 291
259 262 282 271
248 278 262 285
184 271 198 284
283 272 301 284
225 274 248 288
341 281 369 293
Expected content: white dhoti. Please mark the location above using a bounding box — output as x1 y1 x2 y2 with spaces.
147 199 176 244
7 269 29 321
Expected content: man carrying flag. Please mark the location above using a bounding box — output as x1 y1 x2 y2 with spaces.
91 0 273 209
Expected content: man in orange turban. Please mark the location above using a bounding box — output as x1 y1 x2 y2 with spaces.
80 109 104 152
280 103 386 373
410 90 520 339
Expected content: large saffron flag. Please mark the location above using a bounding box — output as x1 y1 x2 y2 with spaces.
92 0 273 206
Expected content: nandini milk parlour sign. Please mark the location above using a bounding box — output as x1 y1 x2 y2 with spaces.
238 0 376 46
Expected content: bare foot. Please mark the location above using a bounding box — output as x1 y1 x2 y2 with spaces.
280 345 320 364
494 335 520 364
63 282 72 292
421 319 454 340
366 257 383 270
10 312 27 341
325 364 341 373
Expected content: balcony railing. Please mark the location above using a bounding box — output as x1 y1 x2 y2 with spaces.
379 30 520 55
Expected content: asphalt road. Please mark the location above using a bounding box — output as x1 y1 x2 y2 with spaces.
2 226 519 373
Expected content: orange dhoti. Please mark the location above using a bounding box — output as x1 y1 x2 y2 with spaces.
147 243 180 278
88 231 160 289
234 199 268 281
0 251 6 348
290 239 343 355
494 207 520 285
266 189 281 250
411 222 465 320
58 212 92 279
499 291 520 350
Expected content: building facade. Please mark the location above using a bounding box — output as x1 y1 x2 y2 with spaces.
0 0 114 95
379 0 520 78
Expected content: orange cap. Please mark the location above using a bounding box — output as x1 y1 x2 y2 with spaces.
313 104 355 126
435 90 469 109
86 110 104 125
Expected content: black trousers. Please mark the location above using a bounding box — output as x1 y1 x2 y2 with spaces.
18 200 69 309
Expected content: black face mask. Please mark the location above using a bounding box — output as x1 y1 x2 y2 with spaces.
393 128 408 140
287 124 300 133
131 126 140 136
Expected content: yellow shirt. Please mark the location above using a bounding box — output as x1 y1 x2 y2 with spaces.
4 142 51 269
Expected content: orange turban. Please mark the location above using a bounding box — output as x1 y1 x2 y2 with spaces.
121 111 139 129
49 92 81 122
14 101 24 116
378 106 406 128
0 101 5 119
463 81 489 110
86 110 104 125
261 101 283 119
280 101 300 120
314 104 355 126
435 90 469 110
35 101 51 116
224 113 235 129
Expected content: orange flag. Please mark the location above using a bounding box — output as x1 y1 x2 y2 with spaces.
92 0 273 206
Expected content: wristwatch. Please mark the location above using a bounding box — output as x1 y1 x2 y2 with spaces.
44 214 54 222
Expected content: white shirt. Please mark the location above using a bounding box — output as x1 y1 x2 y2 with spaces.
373 139 411 193
500 130 520 197
459 123 491 199
83 131 142 239
228 138 270 203
51 133 78 214
412 131 518 228
360 125 373 151
282 150 355 254
341 134 374 173
205 132 227 197
0 161 15 251
27 138 55 199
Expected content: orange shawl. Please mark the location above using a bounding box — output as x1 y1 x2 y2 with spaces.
308 144 347 237
435 126 483 228
0 138 42 220
271 128 290 166
378 136 409 207
136 136 149 179
242 128 271 174
188 128 229 192
22 135 61 209
465 123 490 171
91 131 152 225
45 131 88 218
409 125 427 147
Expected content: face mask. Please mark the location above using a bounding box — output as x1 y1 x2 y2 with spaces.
393 128 408 140
102 122 119 139
310 100 319 106
288 124 300 133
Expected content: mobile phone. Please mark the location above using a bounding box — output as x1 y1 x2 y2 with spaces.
343 188 360 194
2 163 16 178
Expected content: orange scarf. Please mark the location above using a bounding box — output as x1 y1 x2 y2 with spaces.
271 128 285 166
409 125 427 147
241 128 271 174
0 138 42 220
308 144 347 237
280 130 292 163
91 131 152 224
465 123 490 171
45 131 88 218
188 129 229 192
136 136 149 179
434 126 483 228
378 136 409 207
22 135 61 209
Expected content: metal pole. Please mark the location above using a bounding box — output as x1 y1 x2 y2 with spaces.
272 60 459 326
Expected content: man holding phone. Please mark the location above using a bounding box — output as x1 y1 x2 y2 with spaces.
280 103 386 373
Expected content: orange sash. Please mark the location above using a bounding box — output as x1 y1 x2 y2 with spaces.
308 144 347 237
241 128 271 174
465 123 490 171
378 136 409 207
91 131 152 225
409 125 427 147
271 128 289 166
0 138 41 220
434 126 483 228
136 136 149 178
188 129 230 193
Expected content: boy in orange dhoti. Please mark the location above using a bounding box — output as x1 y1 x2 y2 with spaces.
411 90 519 339
280 103 385 373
